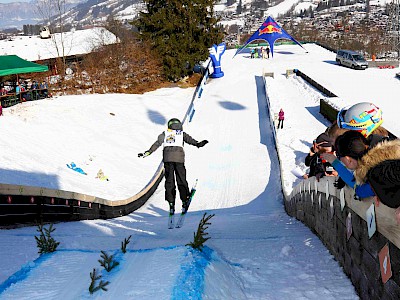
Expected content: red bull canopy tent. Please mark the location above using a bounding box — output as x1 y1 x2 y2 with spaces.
234 16 305 58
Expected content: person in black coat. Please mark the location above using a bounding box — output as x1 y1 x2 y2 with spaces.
304 133 337 179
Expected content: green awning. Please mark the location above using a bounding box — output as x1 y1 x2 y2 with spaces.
0 55 48 77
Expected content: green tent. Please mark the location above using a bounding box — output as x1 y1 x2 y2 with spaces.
0 55 48 77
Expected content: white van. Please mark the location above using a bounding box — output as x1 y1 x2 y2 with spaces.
336 50 368 70
39 26 51 39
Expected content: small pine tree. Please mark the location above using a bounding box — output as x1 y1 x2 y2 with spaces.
34 223 60 254
121 235 132 254
186 212 215 252
89 268 109 294
98 250 120 272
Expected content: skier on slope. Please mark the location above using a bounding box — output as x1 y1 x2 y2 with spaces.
138 118 208 215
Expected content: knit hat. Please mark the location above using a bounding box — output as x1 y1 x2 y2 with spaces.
315 133 333 148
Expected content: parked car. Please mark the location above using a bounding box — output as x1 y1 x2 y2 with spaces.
336 50 368 70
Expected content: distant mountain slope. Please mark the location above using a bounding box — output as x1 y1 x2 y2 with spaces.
0 0 146 30
61 0 143 27
0 2 39 30
0 0 84 30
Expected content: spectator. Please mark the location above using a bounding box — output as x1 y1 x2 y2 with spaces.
262 47 267 59
277 108 284 129
304 132 337 180
15 82 22 95
17 83 31 101
40 81 49 98
31 81 39 90
321 131 376 199
250 48 255 59
266 46 270 58
336 102 382 139
0 86 6 96
354 139 400 209
325 121 349 143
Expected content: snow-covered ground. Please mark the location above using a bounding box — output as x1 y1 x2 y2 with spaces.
0 27 117 61
1 43 398 298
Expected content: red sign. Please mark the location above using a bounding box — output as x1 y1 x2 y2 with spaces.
379 244 392 284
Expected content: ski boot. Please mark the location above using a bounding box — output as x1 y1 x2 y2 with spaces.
169 202 175 216
168 202 175 229
182 196 190 213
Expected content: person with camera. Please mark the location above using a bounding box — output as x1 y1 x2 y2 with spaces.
304 133 338 180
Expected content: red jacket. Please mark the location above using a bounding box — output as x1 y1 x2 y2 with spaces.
278 110 284 120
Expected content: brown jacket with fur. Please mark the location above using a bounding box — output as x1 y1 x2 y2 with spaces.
354 139 400 185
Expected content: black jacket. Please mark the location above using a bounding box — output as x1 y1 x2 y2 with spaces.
354 139 400 208
305 149 332 178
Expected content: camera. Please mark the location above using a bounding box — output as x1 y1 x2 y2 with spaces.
326 166 334 175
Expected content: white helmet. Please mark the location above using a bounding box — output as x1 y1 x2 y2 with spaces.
337 102 383 137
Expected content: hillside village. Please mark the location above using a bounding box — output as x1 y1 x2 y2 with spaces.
219 0 394 58
0 0 397 60
0 0 396 57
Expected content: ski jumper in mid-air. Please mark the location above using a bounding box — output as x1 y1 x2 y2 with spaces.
138 118 208 215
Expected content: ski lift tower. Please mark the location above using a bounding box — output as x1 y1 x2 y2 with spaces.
386 0 400 60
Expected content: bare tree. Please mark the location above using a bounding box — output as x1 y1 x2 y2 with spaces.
35 0 68 76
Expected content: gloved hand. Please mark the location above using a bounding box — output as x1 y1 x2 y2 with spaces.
138 151 151 158
334 177 346 189
197 140 208 148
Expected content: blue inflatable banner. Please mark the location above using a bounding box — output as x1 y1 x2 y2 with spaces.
209 42 226 78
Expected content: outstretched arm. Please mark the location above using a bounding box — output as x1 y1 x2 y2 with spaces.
331 159 375 198
138 132 165 157
183 132 208 147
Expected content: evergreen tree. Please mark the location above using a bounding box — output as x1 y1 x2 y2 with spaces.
135 0 224 81
186 212 215 252
35 223 60 255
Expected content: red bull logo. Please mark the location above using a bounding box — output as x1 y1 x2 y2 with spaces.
259 22 281 35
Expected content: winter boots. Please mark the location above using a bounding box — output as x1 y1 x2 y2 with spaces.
182 195 191 212
169 202 175 216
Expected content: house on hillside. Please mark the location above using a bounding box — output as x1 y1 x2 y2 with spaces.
0 27 118 76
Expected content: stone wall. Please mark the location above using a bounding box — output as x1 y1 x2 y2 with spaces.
285 177 400 299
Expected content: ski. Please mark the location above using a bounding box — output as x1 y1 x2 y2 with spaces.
168 213 175 229
175 211 187 229
175 179 198 228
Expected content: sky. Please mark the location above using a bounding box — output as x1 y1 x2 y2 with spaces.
0 43 398 299
0 0 30 3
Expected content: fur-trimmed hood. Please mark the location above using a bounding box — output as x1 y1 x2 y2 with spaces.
355 139 400 184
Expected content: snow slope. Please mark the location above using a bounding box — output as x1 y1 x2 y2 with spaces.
0 27 117 61
1 43 398 298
